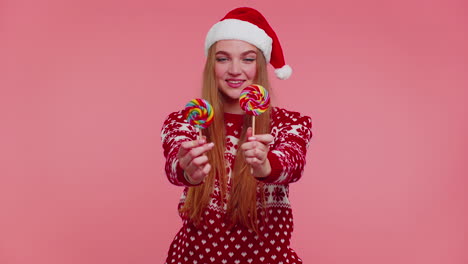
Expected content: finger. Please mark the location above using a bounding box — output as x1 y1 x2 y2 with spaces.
242 142 269 155
179 138 207 155
252 157 264 166
202 163 211 175
185 153 210 176
246 127 253 139
247 134 274 145
244 148 259 158
185 138 207 149
191 155 209 167
184 162 199 180
186 142 215 159
244 148 268 162
240 141 257 151
246 157 262 166
179 143 212 170
190 163 211 182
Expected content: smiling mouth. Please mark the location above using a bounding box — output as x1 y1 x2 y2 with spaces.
226 79 244 84
225 79 245 88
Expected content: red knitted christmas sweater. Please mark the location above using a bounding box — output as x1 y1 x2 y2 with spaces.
161 107 313 264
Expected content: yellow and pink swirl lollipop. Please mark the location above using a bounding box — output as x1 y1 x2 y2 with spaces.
184 98 214 138
239 84 270 135
240 84 270 116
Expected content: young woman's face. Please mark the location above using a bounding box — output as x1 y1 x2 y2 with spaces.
214 40 258 102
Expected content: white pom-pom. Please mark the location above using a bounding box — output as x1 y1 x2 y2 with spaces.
274 65 292 80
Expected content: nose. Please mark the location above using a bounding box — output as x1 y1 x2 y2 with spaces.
228 59 241 76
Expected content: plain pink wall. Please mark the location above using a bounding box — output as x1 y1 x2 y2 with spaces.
1 0 467 263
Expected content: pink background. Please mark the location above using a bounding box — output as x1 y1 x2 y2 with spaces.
1 0 467 263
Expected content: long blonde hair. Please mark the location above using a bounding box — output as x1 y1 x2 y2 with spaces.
180 43 272 232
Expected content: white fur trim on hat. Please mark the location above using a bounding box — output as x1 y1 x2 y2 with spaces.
274 64 292 80
205 19 273 62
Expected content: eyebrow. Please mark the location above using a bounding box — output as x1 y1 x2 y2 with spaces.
215 50 257 56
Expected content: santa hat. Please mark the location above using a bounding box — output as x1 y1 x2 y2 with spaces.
205 7 292 80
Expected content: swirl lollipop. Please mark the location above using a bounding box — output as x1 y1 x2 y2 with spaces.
240 84 270 135
240 84 270 116
184 98 214 138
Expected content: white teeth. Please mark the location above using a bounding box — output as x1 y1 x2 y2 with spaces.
227 80 242 83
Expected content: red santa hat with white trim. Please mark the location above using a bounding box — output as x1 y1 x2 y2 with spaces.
205 7 292 80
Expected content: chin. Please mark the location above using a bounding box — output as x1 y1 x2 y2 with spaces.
220 90 241 102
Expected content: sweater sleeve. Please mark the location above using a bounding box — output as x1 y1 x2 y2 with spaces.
256 107 313 184
160 111 201 187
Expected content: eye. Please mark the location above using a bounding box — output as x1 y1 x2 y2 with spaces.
243 58 256 63
216 57 229 62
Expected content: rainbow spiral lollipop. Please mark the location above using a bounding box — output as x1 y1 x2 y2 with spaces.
184 98 214 129
239 84 270 116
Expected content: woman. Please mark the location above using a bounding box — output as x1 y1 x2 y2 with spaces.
161 7 313 264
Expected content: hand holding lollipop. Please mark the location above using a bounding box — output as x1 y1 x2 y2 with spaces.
239 84 273 176
184 98 214 138
239 84 270 135
179 98 215 184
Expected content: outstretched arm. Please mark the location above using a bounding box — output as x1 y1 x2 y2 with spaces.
161 111 213 186
257 109 313 184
